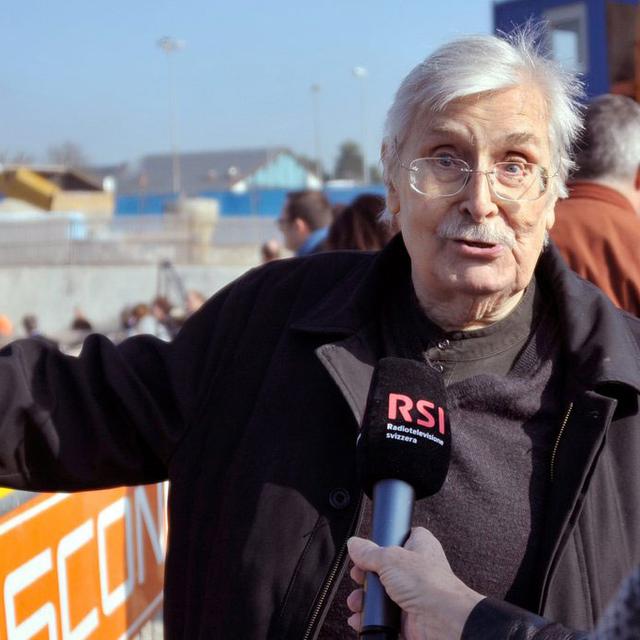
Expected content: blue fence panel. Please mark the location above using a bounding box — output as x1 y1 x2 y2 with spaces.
115 185 387 217
117 193 178 215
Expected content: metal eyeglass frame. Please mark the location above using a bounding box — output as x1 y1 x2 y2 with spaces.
393 138 556 202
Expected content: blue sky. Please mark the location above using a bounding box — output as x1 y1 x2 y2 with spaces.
2 0 493 172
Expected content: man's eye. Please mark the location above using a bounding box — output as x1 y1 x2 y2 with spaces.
434 156 456 168
503 162 525 175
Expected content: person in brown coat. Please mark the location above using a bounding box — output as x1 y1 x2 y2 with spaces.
551 94 640 315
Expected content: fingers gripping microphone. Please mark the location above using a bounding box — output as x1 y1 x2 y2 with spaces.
356 357 451 640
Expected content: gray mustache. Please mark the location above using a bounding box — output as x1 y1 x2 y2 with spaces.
436 218 516 249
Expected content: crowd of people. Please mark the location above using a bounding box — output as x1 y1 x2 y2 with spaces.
0 191 389 350
121 289 206 340
1 23 640 640
0 289 207 352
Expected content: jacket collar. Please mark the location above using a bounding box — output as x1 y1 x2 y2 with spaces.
296 227 329 256
292 234 640 394
538 242 640 394
291 233 410 335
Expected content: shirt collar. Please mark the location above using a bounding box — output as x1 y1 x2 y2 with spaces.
296 227 329 256
566 181 636 215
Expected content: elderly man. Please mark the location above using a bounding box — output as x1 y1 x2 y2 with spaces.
551 94 640 315
0 29 639 640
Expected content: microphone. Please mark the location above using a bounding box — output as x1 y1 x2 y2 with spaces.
356 357 451 639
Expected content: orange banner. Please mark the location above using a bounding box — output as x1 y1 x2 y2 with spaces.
0 484 166 640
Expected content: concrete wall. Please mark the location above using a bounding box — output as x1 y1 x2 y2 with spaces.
0 261 253 338
52 190 114 218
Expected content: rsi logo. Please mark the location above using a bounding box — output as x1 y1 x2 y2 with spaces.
387 393 446 435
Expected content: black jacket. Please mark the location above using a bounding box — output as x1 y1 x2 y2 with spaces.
463 562 640 640
0 237 639 639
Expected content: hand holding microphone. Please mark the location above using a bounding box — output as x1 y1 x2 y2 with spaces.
346 528 484 640
355 358 452 639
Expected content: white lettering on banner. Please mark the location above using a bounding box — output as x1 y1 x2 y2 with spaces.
0 494 70 536
97 497 135 616
57 519 98 640
134 486 164 584
2 487 166 639
5 548 58 640
160 482 168 555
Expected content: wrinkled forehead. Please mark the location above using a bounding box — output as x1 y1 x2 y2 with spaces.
398 85 552 158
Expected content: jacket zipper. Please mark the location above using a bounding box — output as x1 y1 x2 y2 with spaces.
550 402 573 482
540 397 616 615
302 496 365 640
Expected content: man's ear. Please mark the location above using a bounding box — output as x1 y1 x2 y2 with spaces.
294 217 310 236
544 204 556 231
381 141 401 215
387 181 401 215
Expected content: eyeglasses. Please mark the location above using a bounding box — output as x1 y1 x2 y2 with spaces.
398 155 553 202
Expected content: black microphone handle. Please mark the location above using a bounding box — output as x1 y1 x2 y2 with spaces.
359 479 415 640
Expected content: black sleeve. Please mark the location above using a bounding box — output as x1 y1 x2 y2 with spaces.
462 598 589 640
0 273 244 492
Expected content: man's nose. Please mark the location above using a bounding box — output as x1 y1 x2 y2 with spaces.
459 171 499 221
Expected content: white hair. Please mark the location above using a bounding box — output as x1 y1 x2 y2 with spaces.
381 24 585 202
574 94 640 182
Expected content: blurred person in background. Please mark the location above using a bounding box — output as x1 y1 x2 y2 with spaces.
276 189 333 255
0 314 13 346
21 314 58 349
325 193 393 251
185 289 206 316
126 302 169 340
260 239 282 263
124 298 174 340
171 291 207 332
126 302 153 335
70 307 93 331
120 305 136 332
151 295 177 340
331 202 347 220
551 94 640 315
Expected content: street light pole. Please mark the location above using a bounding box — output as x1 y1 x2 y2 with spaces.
157 36 185 197
352 66 368 184
310 83 323 184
